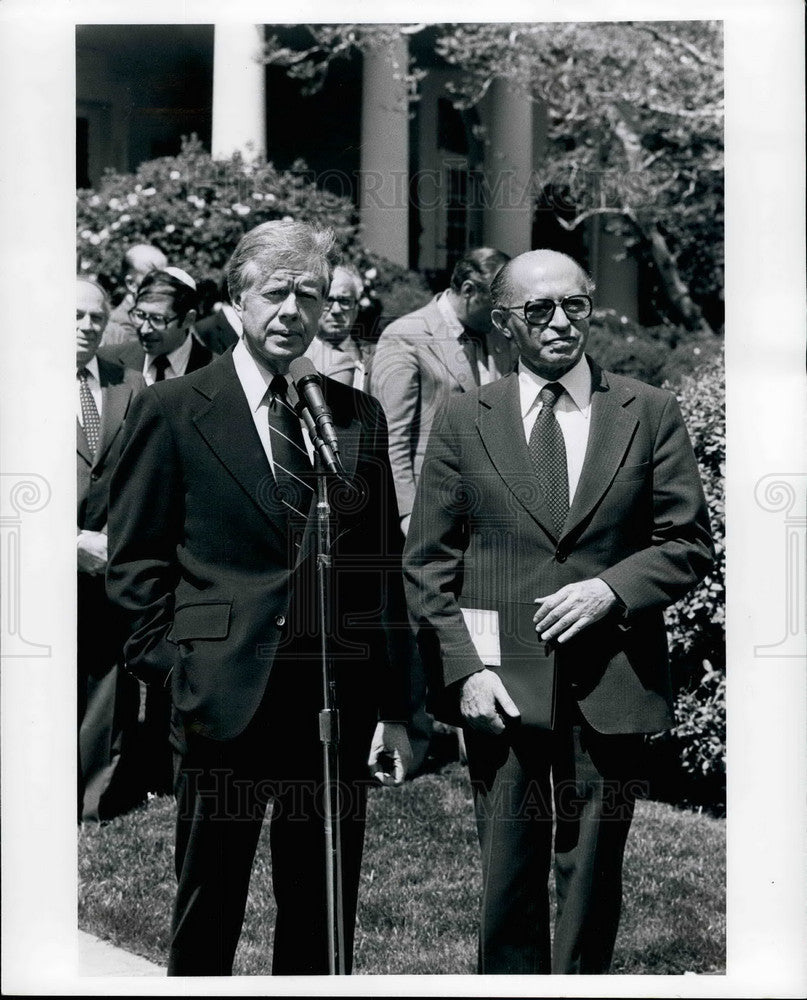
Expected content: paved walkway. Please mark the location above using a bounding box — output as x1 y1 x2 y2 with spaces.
78 930 165 977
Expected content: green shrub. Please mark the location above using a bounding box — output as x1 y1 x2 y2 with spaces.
587 309 722 387
76 135 429 336
651 357 725 812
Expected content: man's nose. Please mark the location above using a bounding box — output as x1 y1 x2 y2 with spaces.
77 312 93 332
548 302 571 330
278 292 301 317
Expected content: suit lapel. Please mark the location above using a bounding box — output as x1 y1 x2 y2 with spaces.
191 354 282 533
420 300 475 391
562 362 639 539
476 374 557 536
93 382 132 469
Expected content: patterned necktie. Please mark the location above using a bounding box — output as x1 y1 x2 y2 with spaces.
267 374 315 518
77 367 101 458
152 354 171 382
528 382 569 538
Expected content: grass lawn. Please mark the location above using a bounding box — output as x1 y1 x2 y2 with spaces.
78 763 725 975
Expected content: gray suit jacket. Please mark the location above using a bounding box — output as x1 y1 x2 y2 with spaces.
370 294 517 518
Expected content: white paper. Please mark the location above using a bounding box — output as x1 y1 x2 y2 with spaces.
460 607 501 666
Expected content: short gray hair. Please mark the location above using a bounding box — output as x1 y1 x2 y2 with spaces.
330 263 364 299
226 220 341 302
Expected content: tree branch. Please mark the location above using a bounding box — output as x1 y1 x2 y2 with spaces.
634 23 722 70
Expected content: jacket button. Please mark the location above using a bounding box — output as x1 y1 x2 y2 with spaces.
275 615 286 627
90 472 99 481
555 550 567 563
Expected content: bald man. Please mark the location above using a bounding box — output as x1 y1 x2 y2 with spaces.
404 249 713 973
76 277 145 822
101 243 168 348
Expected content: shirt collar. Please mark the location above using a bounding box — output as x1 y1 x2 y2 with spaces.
81 355 100 381
517 354 593 417
435 291 465 340
232 337 276 413
146 332 193 375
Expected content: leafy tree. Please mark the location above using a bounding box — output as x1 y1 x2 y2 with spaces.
264 21 723 334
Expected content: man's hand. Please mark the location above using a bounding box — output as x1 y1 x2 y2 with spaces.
460 668 520 736
368 721 413 786
77 529 108 575
533 578 619 644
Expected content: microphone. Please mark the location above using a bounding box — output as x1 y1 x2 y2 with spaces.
288 357 344 476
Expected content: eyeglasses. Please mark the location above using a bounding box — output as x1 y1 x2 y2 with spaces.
323 296 359 312
129 307 179 331
502 295 592 326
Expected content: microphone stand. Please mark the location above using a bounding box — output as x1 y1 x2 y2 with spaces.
314 462 347 975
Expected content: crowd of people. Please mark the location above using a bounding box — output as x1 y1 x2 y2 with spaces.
77 221 713 975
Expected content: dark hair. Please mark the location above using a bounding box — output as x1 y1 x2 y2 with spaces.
449 247 511 293
226 220 341 302
135 270 198 322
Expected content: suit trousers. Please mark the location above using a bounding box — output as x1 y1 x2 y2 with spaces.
167 652 375 976
464 689 646 974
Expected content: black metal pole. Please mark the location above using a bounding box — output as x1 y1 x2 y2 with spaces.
315 469 346 975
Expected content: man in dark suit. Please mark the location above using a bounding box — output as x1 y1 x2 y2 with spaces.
106 220 412 976
98 266 212 383
99 266 213 795
76 277 144 823
403 249 713 974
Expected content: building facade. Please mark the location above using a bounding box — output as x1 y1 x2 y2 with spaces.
77 23 639 313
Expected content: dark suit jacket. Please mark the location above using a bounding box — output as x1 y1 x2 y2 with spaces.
195 310 240 355
106 350 410 742
370 294 517 518
403 360 714 735
97 335 213 378
77 358 144 531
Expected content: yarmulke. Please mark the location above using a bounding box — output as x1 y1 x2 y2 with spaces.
163 266 197 290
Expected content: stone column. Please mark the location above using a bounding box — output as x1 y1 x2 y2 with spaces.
359 36 410 268
481 79 534 256
212 24 266 160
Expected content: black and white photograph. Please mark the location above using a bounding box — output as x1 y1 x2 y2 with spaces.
1 0 805 995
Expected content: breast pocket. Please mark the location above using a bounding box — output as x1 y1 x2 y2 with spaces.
613 461 650 484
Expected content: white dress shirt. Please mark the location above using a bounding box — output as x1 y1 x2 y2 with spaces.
518 355 593 503
142 332 194 386
231 338 315 473
77 354 103 424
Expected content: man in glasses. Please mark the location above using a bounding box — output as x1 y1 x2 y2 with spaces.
305 264 369 391
404 249 713 974
100 267 212 385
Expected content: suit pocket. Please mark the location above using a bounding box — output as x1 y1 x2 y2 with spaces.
613 461 650 483
167 601 232 643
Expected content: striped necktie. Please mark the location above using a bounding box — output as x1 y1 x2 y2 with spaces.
528 382 569 538
77 367 101 458
267 374 315 518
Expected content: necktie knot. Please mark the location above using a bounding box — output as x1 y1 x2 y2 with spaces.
77 366 89 381
152 354 170 381
269 373 289 398
539 382 563 409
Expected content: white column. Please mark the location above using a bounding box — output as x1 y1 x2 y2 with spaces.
482 79 534 256
212 24 266 161
359 37 409 268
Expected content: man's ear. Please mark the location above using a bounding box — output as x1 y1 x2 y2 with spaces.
182 309 197 329
231 296 243 317
460 278 476 300
490 309 511 338
124 273 138 297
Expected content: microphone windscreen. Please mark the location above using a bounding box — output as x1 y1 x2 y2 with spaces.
288 356 319 384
